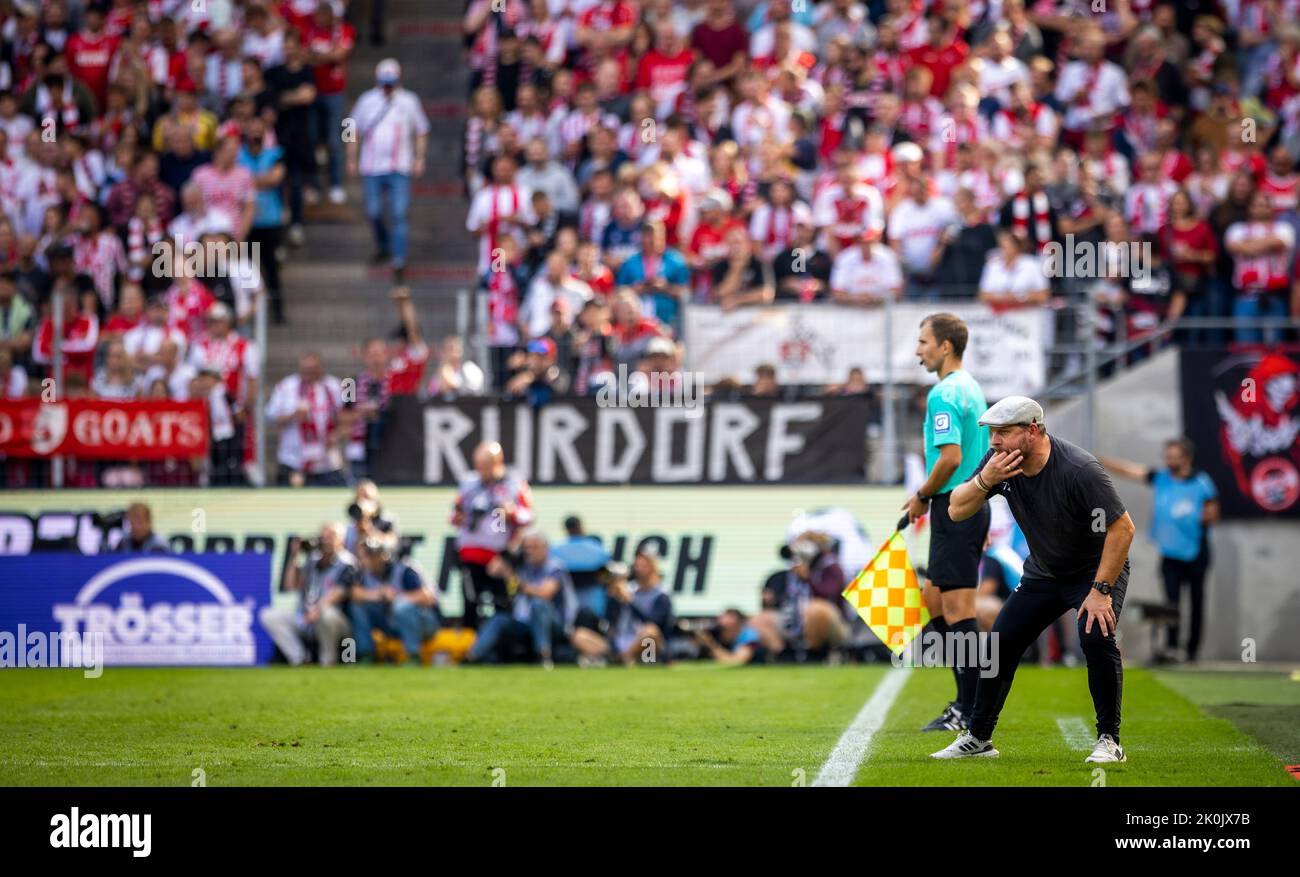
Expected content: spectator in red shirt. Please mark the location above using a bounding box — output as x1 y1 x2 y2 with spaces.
102 281 144 342
905 14 969 100
609 287 667 371
384 285 430 395
687 190 743 299
574 240 615 299
636 21 694 119
106 151 176 230
302 1 354 205
65 2 120 110
32 287 99 382
576 0 638 78
691 0 749 86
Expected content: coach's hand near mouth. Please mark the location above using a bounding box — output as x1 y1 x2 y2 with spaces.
982 449 1024 486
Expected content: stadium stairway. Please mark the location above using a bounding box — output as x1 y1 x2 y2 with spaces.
265 0 474 387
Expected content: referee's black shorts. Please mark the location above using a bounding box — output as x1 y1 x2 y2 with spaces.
927 491 990 591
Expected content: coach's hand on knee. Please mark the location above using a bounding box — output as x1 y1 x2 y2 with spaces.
1078 590 1116 637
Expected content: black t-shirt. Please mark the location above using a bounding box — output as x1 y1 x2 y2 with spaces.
975 435 1126 581
712 256 767 294
773 246 832 299
264 64 316 158
933 222 997 289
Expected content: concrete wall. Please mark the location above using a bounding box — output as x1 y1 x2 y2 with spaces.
1050 349 1300 661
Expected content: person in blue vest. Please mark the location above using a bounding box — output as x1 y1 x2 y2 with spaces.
1101 439 1220 662
549 515 612 624
348 536 440 663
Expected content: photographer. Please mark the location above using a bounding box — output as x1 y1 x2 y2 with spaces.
111 503 170 554
571 547 675 666
695 609 765 666
452 441 534 630
549 515 612 624
752 533 849 662
343 480 397 555
259 523 357 666
348 536 440 664
464 529 574 668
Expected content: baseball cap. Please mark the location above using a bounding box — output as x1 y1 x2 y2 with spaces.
891 141 924 164
645 336 675 357
376 59 401 85
978 395 1045 428
206 302 233 322
780 538 820 565
526 338 556 360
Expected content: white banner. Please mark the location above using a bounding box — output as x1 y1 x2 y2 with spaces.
684 303 1048 399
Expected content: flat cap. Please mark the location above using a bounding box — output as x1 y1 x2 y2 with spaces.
978 395 1045 428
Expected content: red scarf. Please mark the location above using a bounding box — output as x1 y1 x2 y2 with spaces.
488 184 520 256
298 378 337 474
1011 190 1052 251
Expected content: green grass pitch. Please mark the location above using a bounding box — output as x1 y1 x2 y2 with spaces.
0 666 1295 786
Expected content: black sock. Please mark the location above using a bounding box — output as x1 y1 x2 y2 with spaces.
925 617 956 704
949 618 980 717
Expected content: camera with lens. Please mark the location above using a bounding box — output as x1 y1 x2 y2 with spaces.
92 511 126 530
347 500 395 534
498 546 524 570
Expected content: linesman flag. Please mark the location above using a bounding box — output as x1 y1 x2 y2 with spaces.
842 519 930 654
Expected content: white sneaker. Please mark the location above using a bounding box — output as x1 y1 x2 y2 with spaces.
328 186 346 205
930 730 999 759
1084 734 1126 763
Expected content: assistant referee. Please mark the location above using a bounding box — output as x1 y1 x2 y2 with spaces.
931 396 1137 763
903 313 990 732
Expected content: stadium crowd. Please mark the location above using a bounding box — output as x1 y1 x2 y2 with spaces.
4 0 1300 489
0 0 371 487
454 0 1300 411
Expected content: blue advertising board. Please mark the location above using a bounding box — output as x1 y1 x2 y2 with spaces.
0 554 273 665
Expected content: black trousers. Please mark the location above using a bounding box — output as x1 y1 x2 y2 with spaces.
460 560 509 630
247 225 283 319
1161 553 1209 660
969 565 1128 742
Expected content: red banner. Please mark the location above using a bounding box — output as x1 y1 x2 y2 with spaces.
0 399 209 460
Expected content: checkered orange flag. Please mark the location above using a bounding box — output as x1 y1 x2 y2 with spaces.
842 527 930 655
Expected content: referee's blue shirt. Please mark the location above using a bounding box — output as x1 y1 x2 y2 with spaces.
923 369 989 493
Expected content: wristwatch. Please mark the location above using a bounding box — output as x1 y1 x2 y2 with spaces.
916 490 932 503
1092 581 1113 596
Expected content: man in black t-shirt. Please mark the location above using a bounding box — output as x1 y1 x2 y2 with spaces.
931 396 1137 764
265 29 318 244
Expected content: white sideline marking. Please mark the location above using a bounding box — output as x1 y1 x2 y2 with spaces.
812 669 909 787
1056 717 1094 751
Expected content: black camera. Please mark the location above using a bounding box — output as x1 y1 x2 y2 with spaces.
347 502 395 534
92 511 126 530
498 546 524 570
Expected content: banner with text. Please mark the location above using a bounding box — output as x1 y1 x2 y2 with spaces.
0 553 273 665
0 487 919 619
373 395 869 485
0 399 209 460
683 302 1048 399
1180 348 1300 518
